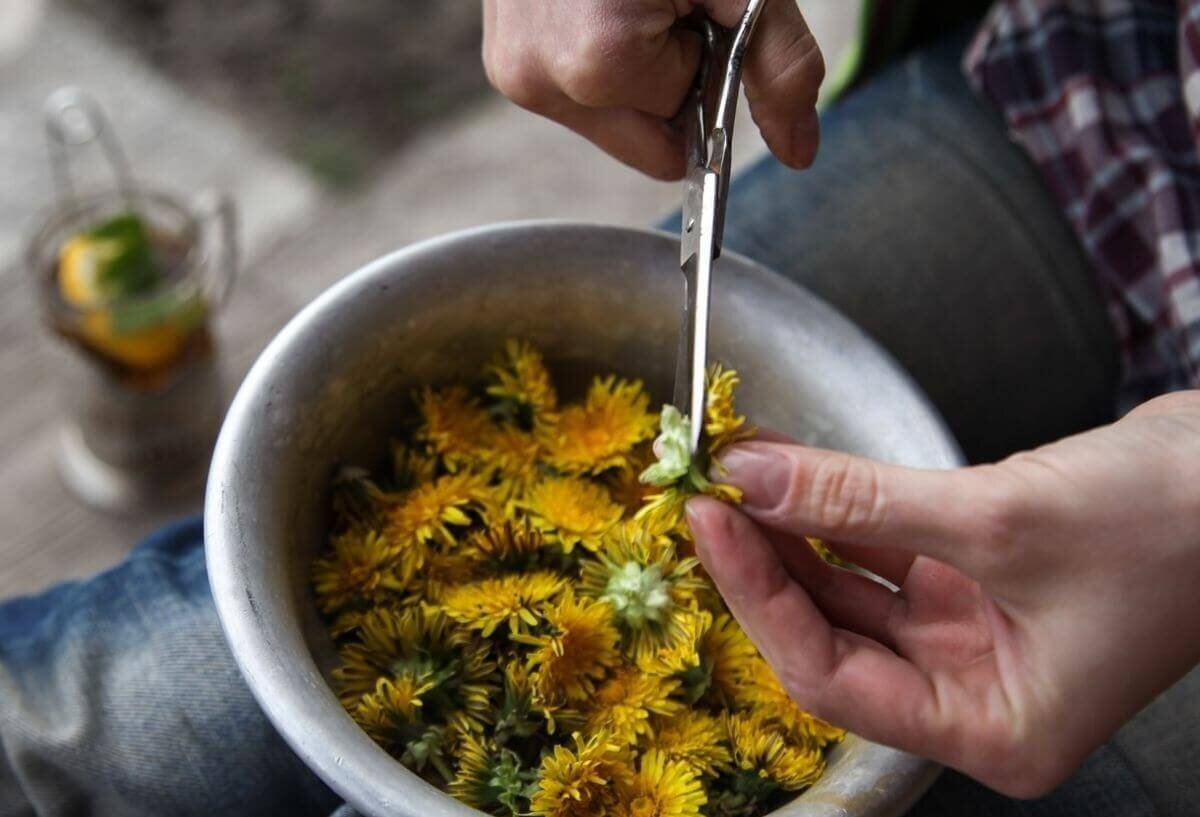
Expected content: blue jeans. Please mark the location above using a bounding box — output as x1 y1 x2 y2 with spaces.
3 31 1195 817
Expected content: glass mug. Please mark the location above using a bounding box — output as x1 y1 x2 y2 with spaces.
26 187 237 512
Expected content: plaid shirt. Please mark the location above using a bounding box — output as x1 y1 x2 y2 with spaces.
964 0 1200 409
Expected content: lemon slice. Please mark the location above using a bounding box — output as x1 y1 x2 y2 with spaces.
57 234 119 307
57 232 196 371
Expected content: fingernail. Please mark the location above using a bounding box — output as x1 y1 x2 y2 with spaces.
716 446 789 512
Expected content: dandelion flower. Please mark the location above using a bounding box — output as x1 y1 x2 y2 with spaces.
528 732 627 817
312 530 412 615
541 376 657 474
416 385 491 469
334 607 496 731
520 476 623 554
487 339 559 421
581 523 704 656
615 749 707 817
520 593 621 710
352 674 432 746
388 471 489 547
448 732 531 816
440 571 567 637
726 711 825 791
464 519 549 570
644 711 732 778
585 667 681 746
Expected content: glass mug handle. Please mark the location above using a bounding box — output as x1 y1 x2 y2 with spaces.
193 189 238 309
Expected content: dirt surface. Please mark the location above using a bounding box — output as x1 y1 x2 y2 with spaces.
67 0 488 189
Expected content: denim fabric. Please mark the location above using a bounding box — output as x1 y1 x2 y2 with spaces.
0 519 339 817
2 27 1195 817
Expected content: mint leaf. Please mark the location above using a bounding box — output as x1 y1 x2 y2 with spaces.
88 213 163 297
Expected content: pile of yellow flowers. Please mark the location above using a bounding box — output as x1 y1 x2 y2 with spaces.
311 341 843 817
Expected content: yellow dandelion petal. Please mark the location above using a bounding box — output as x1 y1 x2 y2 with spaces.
644 711 732 778
702 614 760 707
480 424 543 493
726 711 826 791
529 732 628 817
388 471 489 547
541 375 658 474
464 519 549 566
635 486 690 538
638 609 710 680
519 593 622 710
440 571 567 637
615 749 706 817
585 667 681 747
416 385 492 469
486 339 559 418
391 440 438 489
737 658 846 748
519 476 623 554
704 363 754 456
312 530 413 615
408 545 479 603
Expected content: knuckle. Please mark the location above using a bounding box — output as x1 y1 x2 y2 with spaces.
555 29 620 107
964 467 1028 557
804 456 887 536
484 49 547 111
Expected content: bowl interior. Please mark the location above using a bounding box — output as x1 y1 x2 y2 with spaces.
206 222 959 817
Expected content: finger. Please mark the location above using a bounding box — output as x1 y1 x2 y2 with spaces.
761 526 906 650
482 6 687 180
557 102 688 179
717 441 995 573
554 24 704 119
686 497 944 753
703 0 825 168
719 431 917 585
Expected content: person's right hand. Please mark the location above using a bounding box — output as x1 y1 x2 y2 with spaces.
481 0 825 180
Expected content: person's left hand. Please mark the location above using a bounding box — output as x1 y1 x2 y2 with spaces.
687 391 1200 797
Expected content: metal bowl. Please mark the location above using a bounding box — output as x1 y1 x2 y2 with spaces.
205 221 961 817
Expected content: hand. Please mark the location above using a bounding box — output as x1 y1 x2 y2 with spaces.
687 391 1200 797
481 0 825 179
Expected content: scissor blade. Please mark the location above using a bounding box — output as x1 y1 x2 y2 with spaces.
675 168 719 454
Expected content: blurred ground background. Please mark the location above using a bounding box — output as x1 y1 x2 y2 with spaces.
0 0 859 600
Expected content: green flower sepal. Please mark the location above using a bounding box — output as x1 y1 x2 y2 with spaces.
638 405 713 493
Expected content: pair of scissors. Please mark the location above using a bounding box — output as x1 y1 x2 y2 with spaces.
674 0 768 454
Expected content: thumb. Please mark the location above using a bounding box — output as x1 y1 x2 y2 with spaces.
716 441 1008 573
703 0 825 168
